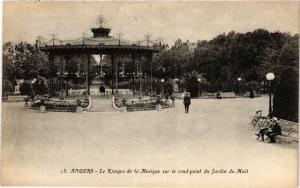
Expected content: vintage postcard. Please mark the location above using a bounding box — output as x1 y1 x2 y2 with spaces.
1 1 299 187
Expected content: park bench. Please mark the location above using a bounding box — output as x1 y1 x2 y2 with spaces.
200 92 238 99
251 110 264 124
251 110 298 145
220 92 237 98
199 93 217 99
275 119 298 144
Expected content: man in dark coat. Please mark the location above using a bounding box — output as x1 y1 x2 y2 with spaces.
266 117 282 143
183 92 191 114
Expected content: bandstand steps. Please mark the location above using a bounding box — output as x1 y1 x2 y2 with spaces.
88 98 116 112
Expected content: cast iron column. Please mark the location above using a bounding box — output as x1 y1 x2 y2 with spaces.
115 55 118 93
60 56 64 92
87 55 90 95
268 81 272 117
48 52 54 97
111 54 114 95
65 55 69 96
149 52 153 95
132 54 135 93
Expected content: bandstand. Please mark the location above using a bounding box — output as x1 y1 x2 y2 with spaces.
38 18 159 98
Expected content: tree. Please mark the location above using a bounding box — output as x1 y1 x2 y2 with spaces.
3 42 16 82
19 82 32 96
2 79 14 97
273 67 298 122
39 80 48 95
3 41 49 81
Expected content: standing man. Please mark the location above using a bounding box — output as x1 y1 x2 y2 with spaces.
183 92 191 114
171 94 176 108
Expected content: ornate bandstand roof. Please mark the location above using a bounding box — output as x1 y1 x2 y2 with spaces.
38 18 159 55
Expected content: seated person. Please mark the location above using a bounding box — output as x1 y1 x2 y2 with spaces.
255 117 274 141
266 117 282 143
255 127 270 141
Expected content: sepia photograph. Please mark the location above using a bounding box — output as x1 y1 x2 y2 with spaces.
1 1 299 187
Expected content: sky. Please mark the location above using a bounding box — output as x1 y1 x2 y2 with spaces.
3 1 300 45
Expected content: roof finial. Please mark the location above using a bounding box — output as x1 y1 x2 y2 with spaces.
98 15 104 27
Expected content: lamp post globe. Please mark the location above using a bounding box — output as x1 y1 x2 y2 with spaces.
266 72 275 117
161 78 165 98
237 77 242 96
197 78 201 98
266 72 275 81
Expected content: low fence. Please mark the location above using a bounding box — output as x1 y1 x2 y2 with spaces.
68 88 133 97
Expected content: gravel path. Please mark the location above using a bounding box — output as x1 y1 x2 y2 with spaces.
1 96 297 187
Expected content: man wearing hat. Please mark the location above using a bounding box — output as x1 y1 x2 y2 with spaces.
183 92 191 114
255 117 281 142
266 117 282 143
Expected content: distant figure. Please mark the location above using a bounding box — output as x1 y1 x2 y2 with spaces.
165 96 170 106
183 92 191 114
156 95 162 111
99 85 105 95
171 95 175 108
216 91 222 99
250 90 255 98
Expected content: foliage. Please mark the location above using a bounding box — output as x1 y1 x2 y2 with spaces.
33 79 48 95
19 81 32 96
273 67 298 122
183 71 205 97
2 79 14 96
153 29 298 93
31 99 78 112
163 81 173 98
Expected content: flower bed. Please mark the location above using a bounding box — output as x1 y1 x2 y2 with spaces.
115 98 170 112
30 98 89 112
126 102 157 112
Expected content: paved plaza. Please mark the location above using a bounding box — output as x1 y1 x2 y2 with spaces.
1 96 297 187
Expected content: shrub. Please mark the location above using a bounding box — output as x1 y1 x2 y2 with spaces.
2 79 14 96
273 67 298 122
19 81 32 96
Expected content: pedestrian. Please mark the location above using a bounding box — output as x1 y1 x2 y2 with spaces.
183 92 191 114
250 90 255 98
171 95 175 108
156 95 162 111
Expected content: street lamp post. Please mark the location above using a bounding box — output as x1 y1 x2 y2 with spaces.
64 72 69 96
237 77 242 96
266 72 275 117
174 78 179 92
197 78 201 98
161 78 165 98
260 81 265 94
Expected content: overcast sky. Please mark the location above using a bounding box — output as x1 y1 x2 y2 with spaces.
3 1 300 45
